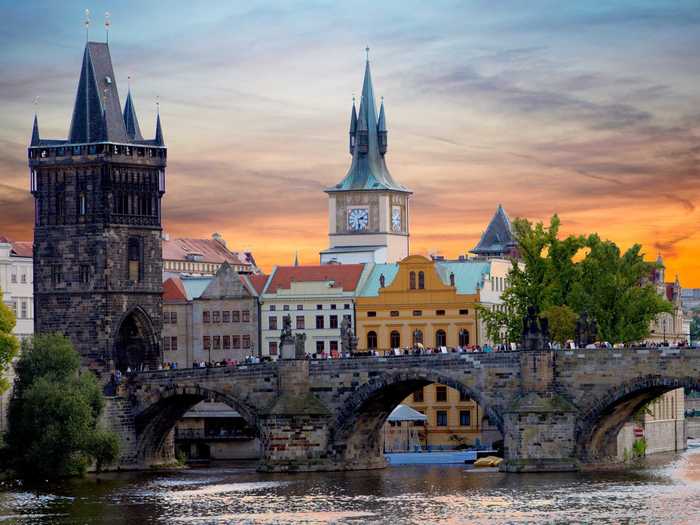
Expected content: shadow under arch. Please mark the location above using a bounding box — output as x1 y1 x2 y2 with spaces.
329 370 503 466
114 306 159 373
576 374 700 461
133 384 260 463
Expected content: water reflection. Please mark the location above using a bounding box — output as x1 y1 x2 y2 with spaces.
1 448 699 524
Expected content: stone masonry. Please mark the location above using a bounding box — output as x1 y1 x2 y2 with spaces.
105 347 700 472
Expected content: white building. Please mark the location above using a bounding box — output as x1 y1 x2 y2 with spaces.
0 236 33 340
259 264 370 358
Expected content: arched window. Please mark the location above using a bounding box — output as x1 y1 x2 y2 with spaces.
390 330 401 349
79 193 86 215
418 271 425 289
412 329 423 347
436 329 447 347
367 331 378 350
459 329 470 347
409 271 416 290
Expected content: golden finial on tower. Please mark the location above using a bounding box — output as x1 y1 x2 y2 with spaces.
365 46 370 61
84 9 91 42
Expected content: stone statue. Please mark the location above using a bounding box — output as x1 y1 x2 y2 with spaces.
340 316 358 355
520 306 550 351
294 333 306 359
575 310 598 348
280 315 293 345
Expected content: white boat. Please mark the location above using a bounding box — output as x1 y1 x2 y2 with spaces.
385 450 477 465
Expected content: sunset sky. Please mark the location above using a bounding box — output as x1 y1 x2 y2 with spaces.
1 1 699 284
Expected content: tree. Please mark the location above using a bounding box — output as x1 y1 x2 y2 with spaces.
0 288 20 393
478 215 672 346
542 305 578 346
6 334 119 478
690 312 700 343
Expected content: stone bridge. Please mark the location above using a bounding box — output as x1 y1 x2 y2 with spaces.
108 347 700 472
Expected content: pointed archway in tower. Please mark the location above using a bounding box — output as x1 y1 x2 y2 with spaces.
114 307 159 372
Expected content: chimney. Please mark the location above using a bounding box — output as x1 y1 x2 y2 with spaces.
212 232 226 247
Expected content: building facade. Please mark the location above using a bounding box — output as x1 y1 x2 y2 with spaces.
320 54 411 264
162 263 265 366
0 237 33 340
647 257 690 345
29 41 166 375
259 264 368 358
355 255 483 351
163 233 257 276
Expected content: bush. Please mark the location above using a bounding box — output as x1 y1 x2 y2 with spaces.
632 438 647 458
6 334 119 479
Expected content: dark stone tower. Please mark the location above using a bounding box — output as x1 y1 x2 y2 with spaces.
29 42 166 376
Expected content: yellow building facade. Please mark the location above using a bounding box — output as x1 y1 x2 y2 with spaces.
355 255 480 351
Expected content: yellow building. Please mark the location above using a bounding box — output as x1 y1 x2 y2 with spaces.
355 255 484 351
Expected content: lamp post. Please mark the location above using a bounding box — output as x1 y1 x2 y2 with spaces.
663 318 667 346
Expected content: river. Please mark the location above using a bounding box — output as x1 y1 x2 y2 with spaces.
1 446 699 524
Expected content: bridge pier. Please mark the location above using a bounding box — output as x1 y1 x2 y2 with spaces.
500 350 579 473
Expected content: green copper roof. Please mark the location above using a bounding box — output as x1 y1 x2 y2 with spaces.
435 261 491 294
327 58 410 194
357 263 400 296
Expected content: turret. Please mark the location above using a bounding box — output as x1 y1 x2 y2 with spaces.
30 114 40 147
377 97 387 155
123 88 143 141
356 94 369 154
349 98 357 155
154 112 164 146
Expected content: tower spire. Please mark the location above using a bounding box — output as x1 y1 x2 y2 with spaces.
30 113 41 147
123 80 143 141
154 100 164 146
377 96 387 154
105 11 111 44
348 96 357 155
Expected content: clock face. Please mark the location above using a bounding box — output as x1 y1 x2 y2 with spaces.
348 208 369 231
392 206 402 232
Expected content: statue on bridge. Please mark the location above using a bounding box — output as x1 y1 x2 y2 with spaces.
340 316 358 355
294 333 307 359
521 306 550 351
575 311 598 348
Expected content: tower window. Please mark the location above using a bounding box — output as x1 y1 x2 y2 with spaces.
418 271 425 289
79 193 86 216
51 265 63 287
127 237 142 282
409 271 416 290
79 265 90 284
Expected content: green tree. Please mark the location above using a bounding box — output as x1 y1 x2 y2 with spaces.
542 305 578 346
0 288 20 393
690 313 700 343
6 334 119 478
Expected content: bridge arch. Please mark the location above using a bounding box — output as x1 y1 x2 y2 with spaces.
576 374 700 462
329 369 503 468
133 383 260 463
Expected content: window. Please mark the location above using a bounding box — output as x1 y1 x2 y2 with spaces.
127 237 142 282
223 335 231 349
367 311 377 317
435 329 447 347
344 304 350 310
232 310 240 322
367 331 378 349
413 310 422 317
418 271 425 289
269 342 278 356
459 391 471 402
223 310 230 323
21 272 27 284
330 340 338 352
51 264 62 286
297 304 304 311
79 264 90 284
283 305 290 311
203 311 210 323
459 329 470 347
213 311 220 323
171 337 178 352
436 410 448 427
331 304 337 310
268 316 277 330
269 305 276 312
170 311 177 324
316 304 323 310
459 410 471 427
10 273 16 284
316 341 325 353
412 329 423 346
390 310 399 317
163 311 169 324
242 310 250 322
316 316 324 329
409 271 416 290
242 335 250 348
436 386 448 402
459 309 469 315
436 310 445 316
232 335 241 349
79 193 86 215
296 315 305 329
390 330 401 349
329 315 338 329
163 337 171 352
213 336 221 350
413 389 424 402
203 336 211 350
20 301 27 319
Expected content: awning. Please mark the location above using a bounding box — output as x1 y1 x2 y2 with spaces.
387 404 428 422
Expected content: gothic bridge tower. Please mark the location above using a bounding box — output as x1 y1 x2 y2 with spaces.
320 49 412 264
29 41 166 376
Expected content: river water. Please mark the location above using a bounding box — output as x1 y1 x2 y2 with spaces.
1 447 699 524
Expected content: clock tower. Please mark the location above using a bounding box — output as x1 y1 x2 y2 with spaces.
320 50 411 265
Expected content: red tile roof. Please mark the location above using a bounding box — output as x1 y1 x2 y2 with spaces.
163 237 254 267
0 236 32 258
163 276 187 302
246 274 268 295
266 264 365 294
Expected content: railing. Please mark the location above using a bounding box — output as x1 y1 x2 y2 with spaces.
174 428 255 441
